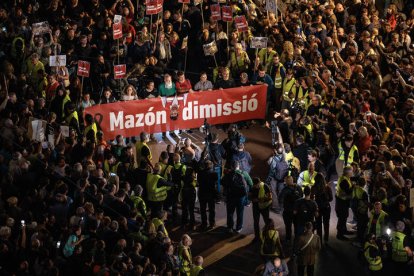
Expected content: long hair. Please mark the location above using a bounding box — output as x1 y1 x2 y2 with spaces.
312 173 326 197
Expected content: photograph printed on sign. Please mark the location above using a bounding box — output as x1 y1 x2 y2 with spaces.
203 41 218 56
32 21 51 35
250 37 268 49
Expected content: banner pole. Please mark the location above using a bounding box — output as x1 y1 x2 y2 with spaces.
150 15 153 43
227 22 230 59
180 3 184 30
184 47 188 74
79 76 84 107
154 13 160 50
117 38 120 65
275 0 278 21
201 2 204 27
213 54 218 68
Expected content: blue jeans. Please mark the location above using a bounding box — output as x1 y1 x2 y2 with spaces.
226 197 245 230
214 166 222 193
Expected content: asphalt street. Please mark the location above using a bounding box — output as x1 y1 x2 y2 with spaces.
147 125 366 276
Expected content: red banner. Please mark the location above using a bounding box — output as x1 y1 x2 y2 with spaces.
114 64 126 79
84 85 267 140
77 60 90 77
113 22 123 39
146 0 163 15
211 4 221 20
178 0 190 3
222 6 233 22
234 16 248 32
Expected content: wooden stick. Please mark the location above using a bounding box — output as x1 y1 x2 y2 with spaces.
117 39 120 65
275 0 278 21
201 2 204 27
180 3 184 30
154 12 160 47
79 76 84 107
226 22 230 59
213 54 218 68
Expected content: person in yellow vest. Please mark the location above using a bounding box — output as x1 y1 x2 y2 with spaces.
169 153 186 218
136 131 153 170
25 53 45 85
130 185 147 219
64 102 80 135
391 221 413 276
190 256 205 276
336 134 359 177
281 66 296 110
103 154 120 177
227 43 250 78
146 163 172 215
367 202 389 238
258 42 277 70
151 210 169 238
267 54 285 111
260 218 283 261
249 177 272 241
353 178 369 244
335 166 354 240
178 234 193 276
364 233 383 276
298 163 317 190
84 114 98 144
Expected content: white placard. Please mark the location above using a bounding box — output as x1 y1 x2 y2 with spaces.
49 55 67 67
60 126 70 137
250 37 268 49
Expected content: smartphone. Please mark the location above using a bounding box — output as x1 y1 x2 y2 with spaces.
21 220 25 226
56 241 61 248
109 173 117 176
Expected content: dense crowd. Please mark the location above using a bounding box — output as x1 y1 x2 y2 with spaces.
1 0 414 275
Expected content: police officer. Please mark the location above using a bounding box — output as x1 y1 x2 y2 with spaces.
336 166 354 240
204 132 225 194
146 163 172 215
198 160 218 230
170 153 186 219
249 177 272 241
364 233 383 276
136 131 153 170
391 221 413 276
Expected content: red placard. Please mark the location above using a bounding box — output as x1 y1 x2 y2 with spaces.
178 0 190 3
84 85 267 140
146 0 163 15
77 60 90 77
234 15 248 32
113 22 123 39
210 4 221 20
221 6 233 22
114 64 126 79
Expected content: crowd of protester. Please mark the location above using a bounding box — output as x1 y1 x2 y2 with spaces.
1 0 414 275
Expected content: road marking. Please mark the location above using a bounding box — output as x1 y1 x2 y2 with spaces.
201 233 255 267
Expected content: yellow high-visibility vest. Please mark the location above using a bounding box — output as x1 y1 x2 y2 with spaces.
146 173 167 202
258 182 272 209
336 175 352 200
364 242 383 271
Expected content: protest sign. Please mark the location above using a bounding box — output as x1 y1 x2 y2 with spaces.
211 4 221 20
203 41 218 56
250 37 268 49
32 21 51 35
113 20 123 40
77 60 91 77
178 0 190 3
222 6 233 22
114 64 127 79
146 0 163 15
84 85 267 140
49 55 66 67
234 16 248 32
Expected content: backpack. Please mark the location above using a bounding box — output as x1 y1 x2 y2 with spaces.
262 231 277 255
229 171 247 198
171 164 184 186
269 156 289 181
